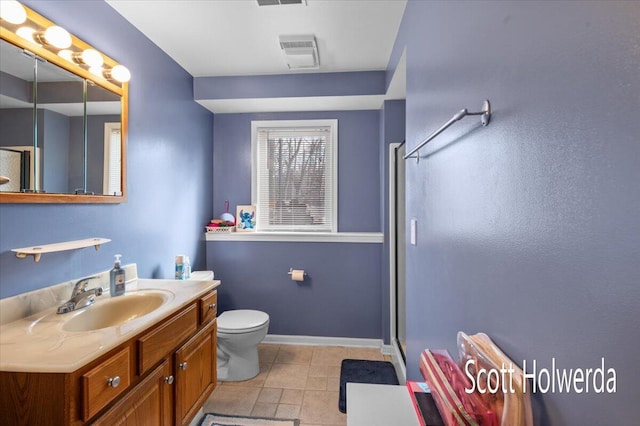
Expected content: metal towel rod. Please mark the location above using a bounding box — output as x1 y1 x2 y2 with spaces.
404 100 491 162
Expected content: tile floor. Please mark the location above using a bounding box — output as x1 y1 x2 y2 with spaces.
203 343 393 426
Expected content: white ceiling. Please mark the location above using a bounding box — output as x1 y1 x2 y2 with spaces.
106 0 407 112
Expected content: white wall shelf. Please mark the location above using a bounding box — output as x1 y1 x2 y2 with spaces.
11 238 111 263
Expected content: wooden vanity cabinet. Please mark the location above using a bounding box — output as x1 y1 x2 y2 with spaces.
175 317 217 425
92 359 173 426
0 289 218 426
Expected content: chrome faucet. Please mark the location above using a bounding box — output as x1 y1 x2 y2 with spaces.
57 276 103 314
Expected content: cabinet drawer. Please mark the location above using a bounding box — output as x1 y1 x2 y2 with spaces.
199 290 217 324
138 304 198 375
82 346 131 421
92 359 173 426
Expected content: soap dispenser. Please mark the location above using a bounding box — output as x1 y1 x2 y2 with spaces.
110 254 126 296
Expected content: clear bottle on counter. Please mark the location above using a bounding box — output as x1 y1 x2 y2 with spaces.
175 255 185 280
184 255 191 279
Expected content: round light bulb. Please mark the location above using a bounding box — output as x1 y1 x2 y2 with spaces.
58 49 73 62
43 25 71 49
89 66 103 77
0 0 27 24
16 26 36 44
110 65 131 83
81 48 103 67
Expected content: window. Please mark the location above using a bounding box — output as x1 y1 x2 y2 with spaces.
252 120 338 232
103 122 122 196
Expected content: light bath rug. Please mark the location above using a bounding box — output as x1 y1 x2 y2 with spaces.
199 413 299 426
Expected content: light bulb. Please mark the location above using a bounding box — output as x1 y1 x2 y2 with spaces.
0 0 27 24
89 66 103 77
16 26 37 44
43 25 71 49
110 65 130 83
58 49 73 62
81 48 103 67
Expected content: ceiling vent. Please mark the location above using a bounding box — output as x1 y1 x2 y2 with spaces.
279 35 319 70
257 0 306 6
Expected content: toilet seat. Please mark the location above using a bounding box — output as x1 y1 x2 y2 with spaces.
218 309 269 334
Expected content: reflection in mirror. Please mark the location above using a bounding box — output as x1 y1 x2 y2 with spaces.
86 82 122 196
35 54 84 194
0 39 35 192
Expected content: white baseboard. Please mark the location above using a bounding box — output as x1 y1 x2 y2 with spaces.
264 334 383 349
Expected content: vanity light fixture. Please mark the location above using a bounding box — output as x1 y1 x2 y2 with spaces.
2 0 131 87
89 66 103 77
57 48 73 61
0 0 27 24
16 24 71 49
79 48 104 67
104 64 131 83
34 25 72 48
15 25 36 43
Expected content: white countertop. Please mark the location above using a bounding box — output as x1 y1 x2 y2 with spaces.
0 278 220 373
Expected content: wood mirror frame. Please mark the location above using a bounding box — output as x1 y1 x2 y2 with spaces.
0 3 128 204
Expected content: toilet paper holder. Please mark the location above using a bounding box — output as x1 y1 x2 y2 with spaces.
288 268 307 277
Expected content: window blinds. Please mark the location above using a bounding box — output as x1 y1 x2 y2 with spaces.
107 128 121 196
255 126 335 231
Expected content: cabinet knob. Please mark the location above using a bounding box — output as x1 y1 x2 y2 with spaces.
179 362 188 370
208 303 216 310
164 375 174 385
107 376 121 388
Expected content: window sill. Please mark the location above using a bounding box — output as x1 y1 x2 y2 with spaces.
204 231 383 244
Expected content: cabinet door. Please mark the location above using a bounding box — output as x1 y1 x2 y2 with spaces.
93 359 174 426
174 319 217 426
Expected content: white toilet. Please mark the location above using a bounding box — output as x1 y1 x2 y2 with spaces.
216 309 270 381
190 271 270 382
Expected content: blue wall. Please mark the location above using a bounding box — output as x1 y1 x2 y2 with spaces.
394 0 640 424
207 241 382 338
211 111 381 232
0 0 213 298
208 110 383 338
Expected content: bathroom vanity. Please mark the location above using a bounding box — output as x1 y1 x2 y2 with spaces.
0 277 220 425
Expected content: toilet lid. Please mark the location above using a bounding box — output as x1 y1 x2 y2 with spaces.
218 309 269 333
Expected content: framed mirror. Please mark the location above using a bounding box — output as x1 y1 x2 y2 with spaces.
0 1 129 203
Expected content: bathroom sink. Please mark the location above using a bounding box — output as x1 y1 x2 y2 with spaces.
61 290 174 332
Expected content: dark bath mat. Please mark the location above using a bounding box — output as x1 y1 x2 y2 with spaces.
338 359 399 413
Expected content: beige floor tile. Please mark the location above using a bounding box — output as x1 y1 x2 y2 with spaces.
305 376 327 391
327 377 340 392
264 362 309 389
251 402 278 417
311 346 348 366
346 347 385 361
257 387 283 404
221 362 271 387
300 390 346 425
204 343 388 426
259 343 280 364
276 403 301 418
204 385 260 416
308 364 329 378
280 389 304 405
326 365 341 378
275 345 313 365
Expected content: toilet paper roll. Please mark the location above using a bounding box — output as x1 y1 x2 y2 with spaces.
291 269 305 282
